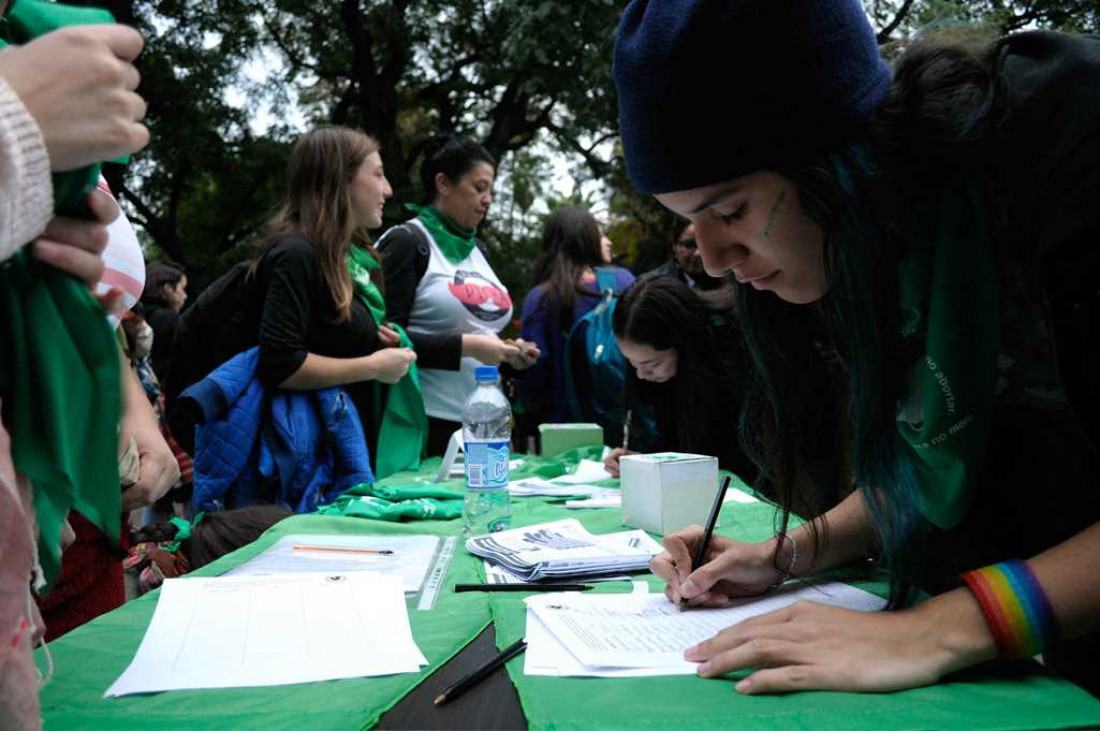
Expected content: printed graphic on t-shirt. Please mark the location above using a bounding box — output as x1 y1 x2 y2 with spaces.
448 270 512 322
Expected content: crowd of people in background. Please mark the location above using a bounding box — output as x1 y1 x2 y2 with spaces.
3 0 1100 727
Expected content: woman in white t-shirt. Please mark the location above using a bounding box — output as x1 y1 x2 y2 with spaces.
378 134 538 455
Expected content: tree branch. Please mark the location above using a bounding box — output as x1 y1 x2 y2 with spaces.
876 0 915 43
116 182 189 266
544 120 612 178
331 82 357 124
261 10 323 77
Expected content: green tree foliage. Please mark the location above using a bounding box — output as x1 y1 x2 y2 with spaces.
65 0 1095 296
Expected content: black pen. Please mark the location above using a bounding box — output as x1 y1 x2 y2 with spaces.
454 583 594 593
434 637 527 706
682 475 732 604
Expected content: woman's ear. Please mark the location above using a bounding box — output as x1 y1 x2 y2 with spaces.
434 171 451 197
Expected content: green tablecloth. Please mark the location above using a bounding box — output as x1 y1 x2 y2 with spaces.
35 449 1100 730
36 499 487 729
489 476 1100 731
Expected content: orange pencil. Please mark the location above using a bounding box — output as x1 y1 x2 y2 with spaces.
291 545 394 555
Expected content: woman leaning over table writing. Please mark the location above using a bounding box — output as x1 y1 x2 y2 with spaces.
614 0 1100 696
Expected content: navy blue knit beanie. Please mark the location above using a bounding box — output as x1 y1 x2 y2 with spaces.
614 0 892 194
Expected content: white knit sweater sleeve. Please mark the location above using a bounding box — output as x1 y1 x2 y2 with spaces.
0 76 53 263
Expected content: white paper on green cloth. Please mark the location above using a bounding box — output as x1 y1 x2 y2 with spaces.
225 534 441 593
483 560 632 585
523 582 885 675
553 459 614 484
105 572 426 697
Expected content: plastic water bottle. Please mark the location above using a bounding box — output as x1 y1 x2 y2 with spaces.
462 365 512 537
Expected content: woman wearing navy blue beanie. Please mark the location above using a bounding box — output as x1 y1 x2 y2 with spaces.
617 0 1100 695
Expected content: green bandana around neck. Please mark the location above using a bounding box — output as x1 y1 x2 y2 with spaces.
346 245 428 479
405 203 477 263
894 183 999 530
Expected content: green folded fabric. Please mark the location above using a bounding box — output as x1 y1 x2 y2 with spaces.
0 0 126 589
318 494 462 522
346 244 428 479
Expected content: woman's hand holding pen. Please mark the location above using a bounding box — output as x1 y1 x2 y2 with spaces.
603 447 637 477
650 526 782 606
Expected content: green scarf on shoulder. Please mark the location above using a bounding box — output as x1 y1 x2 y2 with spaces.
0 0 123 588
346 244 428 479
405 203 477 263
895 183 999 530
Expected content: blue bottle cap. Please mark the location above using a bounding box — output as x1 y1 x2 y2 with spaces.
474 365 499 382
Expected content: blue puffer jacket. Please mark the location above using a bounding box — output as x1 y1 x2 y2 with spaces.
180 348 374 512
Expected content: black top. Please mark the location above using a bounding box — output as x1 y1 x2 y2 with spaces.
142 301 179 386
167 235 382 454
376 223 464 371
251 236 380 387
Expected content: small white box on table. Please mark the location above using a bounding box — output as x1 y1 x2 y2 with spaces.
619 452 720 535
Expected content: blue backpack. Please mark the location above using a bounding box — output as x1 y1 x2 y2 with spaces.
563 269 632 446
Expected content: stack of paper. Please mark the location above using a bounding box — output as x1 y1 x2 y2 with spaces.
467 519 662 581
524 582 886 677
105 572 426 697
483 560 632 585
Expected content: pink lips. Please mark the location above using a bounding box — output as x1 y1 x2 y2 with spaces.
736 270 779 286
750 271 780 290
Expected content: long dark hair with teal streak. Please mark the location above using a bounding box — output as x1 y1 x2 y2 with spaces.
736 33 1004 607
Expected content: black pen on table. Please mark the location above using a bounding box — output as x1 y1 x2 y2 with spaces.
682 475 732 605
434 637 527 706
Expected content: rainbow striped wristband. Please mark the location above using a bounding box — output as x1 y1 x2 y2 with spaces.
961 559 1058 660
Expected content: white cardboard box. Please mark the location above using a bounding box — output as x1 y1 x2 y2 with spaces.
619 452 720 535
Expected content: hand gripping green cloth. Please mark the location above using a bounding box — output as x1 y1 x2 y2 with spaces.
0 0 124 588
346 244 428 479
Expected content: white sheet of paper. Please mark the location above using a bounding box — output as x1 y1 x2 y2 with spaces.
724 487 758 504
553 459 613 484
105 572 426 697
226 534 441 593
564 494 623 509
525 582 885 672
524 608 692 677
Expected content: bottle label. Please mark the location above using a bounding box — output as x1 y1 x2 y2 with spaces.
465 439 510 489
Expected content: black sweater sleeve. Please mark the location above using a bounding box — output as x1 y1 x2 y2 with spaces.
377 224 464 371
256 238 317 386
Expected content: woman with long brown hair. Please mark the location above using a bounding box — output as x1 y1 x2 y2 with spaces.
172 126 417 472
517 205 634 428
